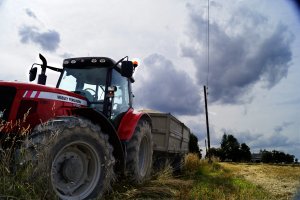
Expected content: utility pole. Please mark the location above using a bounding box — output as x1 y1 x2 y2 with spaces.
204 85 211 162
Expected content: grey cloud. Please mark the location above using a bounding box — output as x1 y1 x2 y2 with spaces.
251 24 293 89
134 53 202 116
252 133 293 149
237 132 264 145
277 97 300 105
25 8 37 19
221 129 264 144
274 121 294 134
19 26 60 52
185 121 207 141
60 52 74 59
210 1 222 8
182 4 294 104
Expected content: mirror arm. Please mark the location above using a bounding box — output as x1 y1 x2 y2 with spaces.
31 63 62 72
112 56 128 69
47 65 63 72
31 63 39 69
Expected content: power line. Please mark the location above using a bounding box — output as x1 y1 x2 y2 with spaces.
207 0 210 89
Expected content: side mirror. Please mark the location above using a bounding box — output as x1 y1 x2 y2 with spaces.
29 67 37 82
121 61 134 78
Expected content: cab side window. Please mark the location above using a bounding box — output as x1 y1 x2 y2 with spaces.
111 69 130 118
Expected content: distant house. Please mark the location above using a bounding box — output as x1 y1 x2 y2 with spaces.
251 153 262 163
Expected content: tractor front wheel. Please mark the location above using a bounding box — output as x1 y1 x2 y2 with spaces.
25 117 115 200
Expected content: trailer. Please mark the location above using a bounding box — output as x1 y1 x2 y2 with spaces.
141 110 190 170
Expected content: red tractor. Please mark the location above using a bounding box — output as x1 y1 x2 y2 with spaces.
0 54 153 199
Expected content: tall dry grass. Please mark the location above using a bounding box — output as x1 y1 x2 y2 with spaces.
0 114 55 200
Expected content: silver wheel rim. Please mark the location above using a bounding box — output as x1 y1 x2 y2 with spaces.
139 136 150 177
51 141 101 200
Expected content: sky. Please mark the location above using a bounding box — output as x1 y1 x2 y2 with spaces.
0 0 299 159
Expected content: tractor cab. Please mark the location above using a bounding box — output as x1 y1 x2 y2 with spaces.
57 57 135 119
29 55 138 122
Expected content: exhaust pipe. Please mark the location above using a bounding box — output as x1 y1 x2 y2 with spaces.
37 54 47 85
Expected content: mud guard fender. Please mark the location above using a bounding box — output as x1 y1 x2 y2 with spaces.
117 108 152 141
73 108 125 173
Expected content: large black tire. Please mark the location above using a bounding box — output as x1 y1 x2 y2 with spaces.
125 120 153 183
23 117 115 200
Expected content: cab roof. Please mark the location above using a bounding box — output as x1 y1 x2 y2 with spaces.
63 57 117 68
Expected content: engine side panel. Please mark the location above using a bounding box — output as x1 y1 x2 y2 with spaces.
0 82 87 133
15 89 87 130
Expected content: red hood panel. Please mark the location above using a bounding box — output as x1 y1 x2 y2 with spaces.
0 81 87 103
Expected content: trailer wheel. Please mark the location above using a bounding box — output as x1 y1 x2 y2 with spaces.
172 154 184 174
24 117 115 200
125 120 153 183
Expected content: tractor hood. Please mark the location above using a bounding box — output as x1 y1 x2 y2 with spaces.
0 81 88 107
0 80 88 129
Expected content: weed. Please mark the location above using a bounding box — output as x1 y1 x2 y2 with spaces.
155 160 173 182
0 117 56 200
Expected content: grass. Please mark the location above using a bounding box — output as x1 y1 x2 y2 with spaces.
221 162 300 200
103 160 193 200
0 163 46 200
183 154 272 200
0 118 55 200
104 154 274 200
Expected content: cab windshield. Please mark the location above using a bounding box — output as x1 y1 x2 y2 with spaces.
58 67 107 104
57 66 130 119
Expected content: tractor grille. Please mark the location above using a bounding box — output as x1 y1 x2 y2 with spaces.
0 86 16 121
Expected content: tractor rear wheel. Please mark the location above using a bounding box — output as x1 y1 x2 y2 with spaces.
125 120 153 183
24 117 115 200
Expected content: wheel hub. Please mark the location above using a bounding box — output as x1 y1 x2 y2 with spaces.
61 154 84 183
52 146 90 195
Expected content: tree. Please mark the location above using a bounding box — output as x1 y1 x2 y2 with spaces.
207 147 223 160
285 154 295 164
189 133 202 159
240 143 251 162
261 149 295 164
220 133 240 162
261 150 273 163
